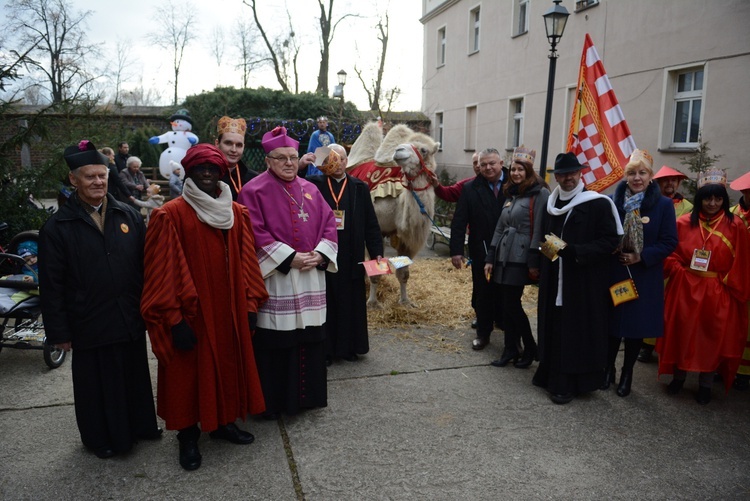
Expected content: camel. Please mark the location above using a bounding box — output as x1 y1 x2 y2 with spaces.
348 123 440 308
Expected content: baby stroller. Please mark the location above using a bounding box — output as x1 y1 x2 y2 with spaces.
0 224 66 369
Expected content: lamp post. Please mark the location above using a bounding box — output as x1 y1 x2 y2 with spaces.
538 0 570 178
334 69 347 116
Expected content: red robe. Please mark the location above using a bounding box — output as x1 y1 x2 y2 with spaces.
658 212 750 390
141 199 269 431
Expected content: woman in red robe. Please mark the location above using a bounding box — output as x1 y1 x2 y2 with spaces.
658 176 750 404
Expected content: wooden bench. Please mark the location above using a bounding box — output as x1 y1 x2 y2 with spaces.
427 212 468 251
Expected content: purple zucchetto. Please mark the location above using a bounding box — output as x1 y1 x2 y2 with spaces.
261 126 299 154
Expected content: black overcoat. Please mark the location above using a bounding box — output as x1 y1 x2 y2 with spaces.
309 174 383 357
449 173 508 262
537 193 620 374
39 193 147 350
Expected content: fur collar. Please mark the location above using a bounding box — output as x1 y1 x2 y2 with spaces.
613 181 661 215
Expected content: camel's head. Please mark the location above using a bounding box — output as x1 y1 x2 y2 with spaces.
393 132 440 179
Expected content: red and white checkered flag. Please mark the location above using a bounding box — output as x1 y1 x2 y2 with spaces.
566 34 636 192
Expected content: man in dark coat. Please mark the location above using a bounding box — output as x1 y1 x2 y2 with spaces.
450 147 509 350
115 141 130 172
533 152 622 405
39 140 160 459
309 144 383 363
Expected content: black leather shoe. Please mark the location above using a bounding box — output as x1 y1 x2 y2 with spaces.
667 378 685 395
262 412 280 421
209 423 255 445
179 439 202 471
734 375 750 391
344 354 359 362
470 318 478 329
93 447 116 459
514 345 537 369
616 368 633 397
637 346 654 363
491 349 519 367
695 386 711 405
472 337 489 351
550 392 574 405
601 366 616 390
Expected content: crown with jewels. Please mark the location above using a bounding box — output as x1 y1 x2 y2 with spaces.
627 148 653 171
217 116 247 136
697 167 727 188
512 144 536 167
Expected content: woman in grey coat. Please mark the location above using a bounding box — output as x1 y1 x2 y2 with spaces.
485 146 549 368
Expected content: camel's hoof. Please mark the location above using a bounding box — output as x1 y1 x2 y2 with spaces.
367 300 384 310
399 300 418 309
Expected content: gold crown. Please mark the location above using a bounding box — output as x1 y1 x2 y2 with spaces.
217 116 247 136
697 168 727 188
627 149 653 171
512 144 536 167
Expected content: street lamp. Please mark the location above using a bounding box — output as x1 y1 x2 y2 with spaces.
538 0 570 178
333 69 347 114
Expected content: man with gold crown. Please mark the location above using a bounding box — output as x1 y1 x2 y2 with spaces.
308 144 383 364
658 168 750 404
238 126 338 419
215 116 257 200
729 170 750 390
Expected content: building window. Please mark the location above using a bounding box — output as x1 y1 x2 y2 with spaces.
671 67 704 146
465 105 477 151
514 0 529 36
575 0 599 12
435 112 444 150
469 6 480 53
508 98 524 149
437 26 446 67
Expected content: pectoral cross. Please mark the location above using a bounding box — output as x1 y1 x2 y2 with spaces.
298 208 309 222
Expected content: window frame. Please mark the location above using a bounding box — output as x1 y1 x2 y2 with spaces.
507 96 525 150
437 25 447 68
435 111 444 151
513 0 530 37
464 105 478 152
659 63 707 151
468 4 481 55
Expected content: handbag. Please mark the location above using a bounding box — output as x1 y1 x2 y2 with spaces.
609 266 639 306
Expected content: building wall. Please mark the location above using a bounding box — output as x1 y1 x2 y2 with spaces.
421 0 750 196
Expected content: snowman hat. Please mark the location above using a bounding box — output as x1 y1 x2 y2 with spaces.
169 109 194 126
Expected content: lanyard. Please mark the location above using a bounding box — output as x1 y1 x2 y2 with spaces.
327 176 348 210
228 166 242 194
698 212 724 249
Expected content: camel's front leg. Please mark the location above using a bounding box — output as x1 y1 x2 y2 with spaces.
367 275 383 310
396 266 417 308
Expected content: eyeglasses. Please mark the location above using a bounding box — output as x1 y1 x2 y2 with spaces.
267 155 299 164
479 161 499 168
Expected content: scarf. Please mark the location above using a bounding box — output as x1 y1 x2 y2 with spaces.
182 178 234 229
546 182 623 307
620 189 645 253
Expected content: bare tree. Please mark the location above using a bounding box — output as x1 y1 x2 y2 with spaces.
243 0 290 93
112 39 133 105
315 0 358 95
122 76 164 107
5 0 102 103
354 12 390 113
209 26 225 86
233 18 263 89
149 0 197 106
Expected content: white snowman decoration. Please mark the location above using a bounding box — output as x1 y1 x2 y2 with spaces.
149 111 199 179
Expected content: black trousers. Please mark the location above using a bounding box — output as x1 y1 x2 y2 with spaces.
472 263 503 338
